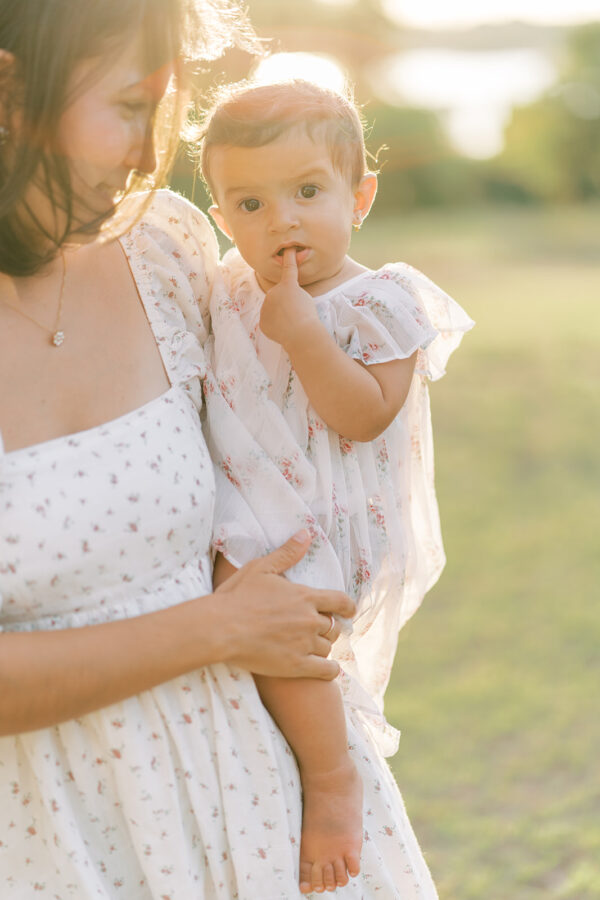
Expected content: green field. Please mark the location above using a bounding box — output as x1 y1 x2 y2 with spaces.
352 205 600 899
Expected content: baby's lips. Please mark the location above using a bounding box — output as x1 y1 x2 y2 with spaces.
274 245 311 265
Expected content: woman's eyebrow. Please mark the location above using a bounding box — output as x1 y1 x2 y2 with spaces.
116 63 173 98
114 79 151 97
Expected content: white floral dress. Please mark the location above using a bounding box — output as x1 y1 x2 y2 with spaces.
0 192 440 899
204 249 474 753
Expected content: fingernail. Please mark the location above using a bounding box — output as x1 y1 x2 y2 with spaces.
292 529 310 543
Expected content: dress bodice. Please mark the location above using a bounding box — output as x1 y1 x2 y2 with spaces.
0 190 220 631
0 385 215 629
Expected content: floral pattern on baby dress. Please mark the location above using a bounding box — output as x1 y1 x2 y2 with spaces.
0 192 440 898
204 248 474 751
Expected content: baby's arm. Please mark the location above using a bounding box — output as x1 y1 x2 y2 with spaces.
260 249 416 442
214 552 362 892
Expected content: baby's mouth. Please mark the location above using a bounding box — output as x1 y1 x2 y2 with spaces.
275 244 307 257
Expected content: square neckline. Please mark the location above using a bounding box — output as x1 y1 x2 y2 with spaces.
0 231 176 460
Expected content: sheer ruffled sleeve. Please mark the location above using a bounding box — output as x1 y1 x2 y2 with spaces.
120 190 219 398
318 262 474 380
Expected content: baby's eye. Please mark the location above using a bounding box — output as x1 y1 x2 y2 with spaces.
240 198 261 213
299 184 319 199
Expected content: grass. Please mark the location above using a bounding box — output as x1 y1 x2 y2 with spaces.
352 204 600 899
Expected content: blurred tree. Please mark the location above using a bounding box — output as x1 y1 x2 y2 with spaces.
498 23 600 202
245 0 397 95
174 0 488 211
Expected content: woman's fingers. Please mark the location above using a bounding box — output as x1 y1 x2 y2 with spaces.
318 591 355 621
253 534 356 620
313 635 336 658
258 530 311 575
317 614 341 643
300 656 340 681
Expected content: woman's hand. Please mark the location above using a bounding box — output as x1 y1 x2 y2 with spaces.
0 532 353 735
213 531 354 680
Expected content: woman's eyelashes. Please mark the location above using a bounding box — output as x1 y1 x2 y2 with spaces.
118 98 154 120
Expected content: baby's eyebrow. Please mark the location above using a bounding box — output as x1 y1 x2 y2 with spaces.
287 167 331 183
222 166 333 198
224 185 258 198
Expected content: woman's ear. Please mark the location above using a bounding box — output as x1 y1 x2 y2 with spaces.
208 205 233 241
352 173 378 228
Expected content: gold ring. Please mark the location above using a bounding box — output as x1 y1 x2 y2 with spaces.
323 614 335 638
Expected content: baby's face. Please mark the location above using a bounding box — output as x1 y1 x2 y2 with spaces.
209 131 363 295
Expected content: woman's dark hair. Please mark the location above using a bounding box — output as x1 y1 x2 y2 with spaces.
0 0 254 275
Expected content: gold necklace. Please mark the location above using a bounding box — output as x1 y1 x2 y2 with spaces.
5 252 67 347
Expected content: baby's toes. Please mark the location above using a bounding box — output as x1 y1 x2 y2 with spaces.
311 861 326 893
299 860 313 894
334 857 349 887
322 863 336 892
346 850 361 879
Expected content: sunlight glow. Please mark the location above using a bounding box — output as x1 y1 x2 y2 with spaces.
253 52 347 95
381 0 600 28
372 49 556 157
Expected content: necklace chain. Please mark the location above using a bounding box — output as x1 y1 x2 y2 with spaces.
4 252 67 347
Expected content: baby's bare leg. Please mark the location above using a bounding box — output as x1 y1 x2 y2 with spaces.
255 674 363 894
213 553 362 892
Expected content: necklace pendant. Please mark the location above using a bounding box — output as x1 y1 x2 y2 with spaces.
51 330 65 347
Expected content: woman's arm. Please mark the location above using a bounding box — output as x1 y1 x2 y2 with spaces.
0 532 354 736
259 249 416 442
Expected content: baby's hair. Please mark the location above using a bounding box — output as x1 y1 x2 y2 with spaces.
199 79 369 196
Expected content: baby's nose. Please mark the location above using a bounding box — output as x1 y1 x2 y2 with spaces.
267 201 299 232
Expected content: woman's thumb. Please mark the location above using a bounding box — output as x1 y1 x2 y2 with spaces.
261 530 311 575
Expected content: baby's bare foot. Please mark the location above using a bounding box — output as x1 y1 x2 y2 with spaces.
298 759 363 894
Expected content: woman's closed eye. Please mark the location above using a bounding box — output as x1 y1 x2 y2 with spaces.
119 99 153 120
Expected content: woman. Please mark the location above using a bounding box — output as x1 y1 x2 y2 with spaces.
0 1 437 897
0 0 354 894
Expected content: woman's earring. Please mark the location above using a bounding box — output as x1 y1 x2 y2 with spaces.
352 212 363 232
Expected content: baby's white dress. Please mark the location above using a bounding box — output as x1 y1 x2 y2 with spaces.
205 248 474 752
0 192 441 899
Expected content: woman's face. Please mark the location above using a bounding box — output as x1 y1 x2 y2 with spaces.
25 37 173 240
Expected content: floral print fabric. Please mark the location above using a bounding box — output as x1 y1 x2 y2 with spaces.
0 192 440 898
204 248 474 752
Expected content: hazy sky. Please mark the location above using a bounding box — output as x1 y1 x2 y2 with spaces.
382 0 600 28
316 0 600 28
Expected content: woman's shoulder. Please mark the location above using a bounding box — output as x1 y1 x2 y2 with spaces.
122 189 219 270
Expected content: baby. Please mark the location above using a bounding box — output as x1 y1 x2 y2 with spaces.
200 79 473 895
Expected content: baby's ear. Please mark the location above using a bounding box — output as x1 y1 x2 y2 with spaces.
208 205 233 241
353 173 378 223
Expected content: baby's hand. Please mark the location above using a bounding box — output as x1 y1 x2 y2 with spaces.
260 248 320 348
